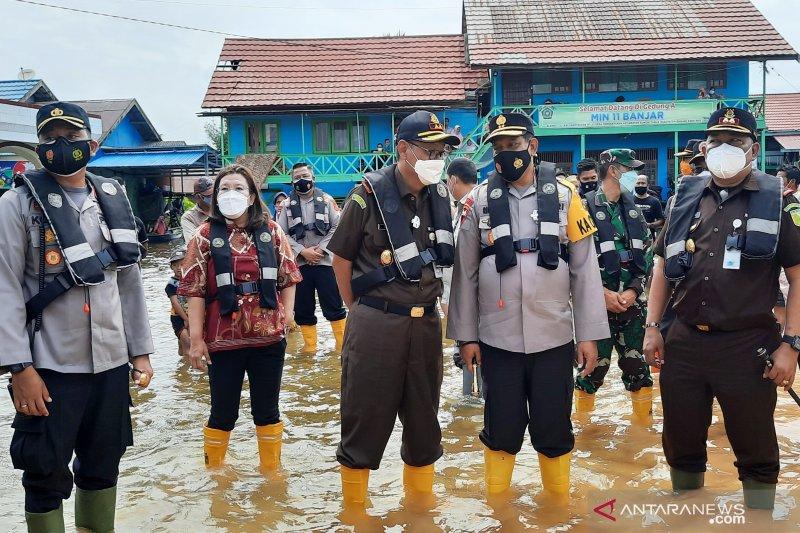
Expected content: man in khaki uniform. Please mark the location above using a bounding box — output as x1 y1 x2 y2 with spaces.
277 162 346 352
447 113 609 497
329 110 459 511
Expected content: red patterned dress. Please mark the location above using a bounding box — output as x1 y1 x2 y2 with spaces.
179 219 302 353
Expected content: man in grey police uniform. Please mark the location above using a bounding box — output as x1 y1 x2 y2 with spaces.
0 102 153 532
448 112 609 496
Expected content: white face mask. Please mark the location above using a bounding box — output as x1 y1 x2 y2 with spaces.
706 143 752 180
407 150 446 186
217 190 250 219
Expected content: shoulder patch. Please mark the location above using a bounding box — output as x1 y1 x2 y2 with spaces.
351 193 367 210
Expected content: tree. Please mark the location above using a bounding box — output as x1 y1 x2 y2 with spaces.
204 120 223 151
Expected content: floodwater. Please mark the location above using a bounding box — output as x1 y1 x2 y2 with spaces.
1 243 799 532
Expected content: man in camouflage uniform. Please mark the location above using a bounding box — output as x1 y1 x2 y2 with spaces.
574 149 654 419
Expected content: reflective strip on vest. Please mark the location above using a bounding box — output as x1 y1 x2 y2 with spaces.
291 217 302 226
540 221 560 236
261 267 278 280
630 238 645 250
110 228 139 244
665 240 685 259
395 242 419 263
599 240 616 254
747 218 779 235
492 224 511 239
216 273 233 287
315 213 326 221
63 242 95 264
435 229 454 246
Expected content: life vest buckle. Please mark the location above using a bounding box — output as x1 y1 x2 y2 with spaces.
410 306 425 318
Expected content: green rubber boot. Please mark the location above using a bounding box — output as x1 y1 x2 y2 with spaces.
670 468 704 490
742 479 776 510
25 504 65 533
75 486 117 532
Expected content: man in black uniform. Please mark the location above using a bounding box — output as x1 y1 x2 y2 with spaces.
329 110 458 510
633 174 664 238
645 107 800 510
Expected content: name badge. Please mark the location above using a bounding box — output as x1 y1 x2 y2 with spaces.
723 248 741 270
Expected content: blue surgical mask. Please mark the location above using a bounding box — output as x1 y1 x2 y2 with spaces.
619 170 639 192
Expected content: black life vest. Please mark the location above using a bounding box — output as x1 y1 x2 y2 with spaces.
484 161 563 272
287 188 330 240
585 188 647 284
22 170 140 285
664 171 782 281
209 219 278 316
350 165 454 297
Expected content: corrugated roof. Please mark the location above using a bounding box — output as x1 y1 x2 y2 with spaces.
70 99 161 144
202 35 488 110
463 0 798 66
0 79 56 102
765 93 800 133
774 135 800 150
89 150 206 168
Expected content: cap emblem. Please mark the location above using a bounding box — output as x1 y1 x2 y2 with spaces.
720 109 739 125
428 113 443 132
50 108 64 117
496 115 507 127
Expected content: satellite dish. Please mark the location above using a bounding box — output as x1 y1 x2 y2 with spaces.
18 68 36 80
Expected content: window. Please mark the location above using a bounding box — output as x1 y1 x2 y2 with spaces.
532 71 572 95
245 122 279 153
313 119 369 153
584 66 658 93
538 151 573 174
264 123 279 152
668 63 727 90
502 72 533 105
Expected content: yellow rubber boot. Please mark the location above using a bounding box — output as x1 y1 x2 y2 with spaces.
631 387 653 419
330 318 346 352
341 466 370 508
256 421 283 472
539 452 571 496
403 463 434 493
300 325 318 353
203 425 231 468
484 448 516 494
574 389 596 413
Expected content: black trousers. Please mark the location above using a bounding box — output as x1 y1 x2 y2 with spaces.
661 320 781 484
337 303 443 469
479 342 575 457
294 264 347 326
9 364 132 513
207 340 286 431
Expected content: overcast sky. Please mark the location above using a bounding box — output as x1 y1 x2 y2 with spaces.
3 0 799 145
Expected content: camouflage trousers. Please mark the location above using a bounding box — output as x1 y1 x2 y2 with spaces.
575 304 653 394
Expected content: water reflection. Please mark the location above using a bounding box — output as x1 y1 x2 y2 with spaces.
0 243 798 531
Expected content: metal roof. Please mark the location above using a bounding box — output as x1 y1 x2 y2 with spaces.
765 93 800 133
463 0 798 66
70 99 161 144
0 79 56 102
88 149 207 169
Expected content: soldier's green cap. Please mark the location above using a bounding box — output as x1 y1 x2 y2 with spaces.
599 148 645 170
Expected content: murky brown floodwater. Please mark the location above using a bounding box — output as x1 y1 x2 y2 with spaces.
1 243 799 532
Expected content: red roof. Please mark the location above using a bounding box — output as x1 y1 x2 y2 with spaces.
202 35 488 110
765 93 800 133
464 0 797 67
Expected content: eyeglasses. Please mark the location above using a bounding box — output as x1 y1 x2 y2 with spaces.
409 142 451 160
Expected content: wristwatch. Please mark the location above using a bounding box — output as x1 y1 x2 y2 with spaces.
645 322 661 329
457 341 479 348
782 334 800 352
5 362 33 375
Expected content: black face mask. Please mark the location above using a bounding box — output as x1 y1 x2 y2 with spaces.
36 137 91 177
635 186 649 196
293 178 313 194
579 181 598 195
493 149 531 182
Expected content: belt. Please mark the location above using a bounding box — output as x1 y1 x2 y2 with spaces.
357 296 437 318
695 324 711 332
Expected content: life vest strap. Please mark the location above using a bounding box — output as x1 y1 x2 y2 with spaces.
480 238 569 262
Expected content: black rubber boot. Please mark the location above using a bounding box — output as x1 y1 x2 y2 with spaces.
670 468 704 490
742 479 776 510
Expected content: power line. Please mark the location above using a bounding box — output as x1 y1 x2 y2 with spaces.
766 64 800 93
124 0 459 12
